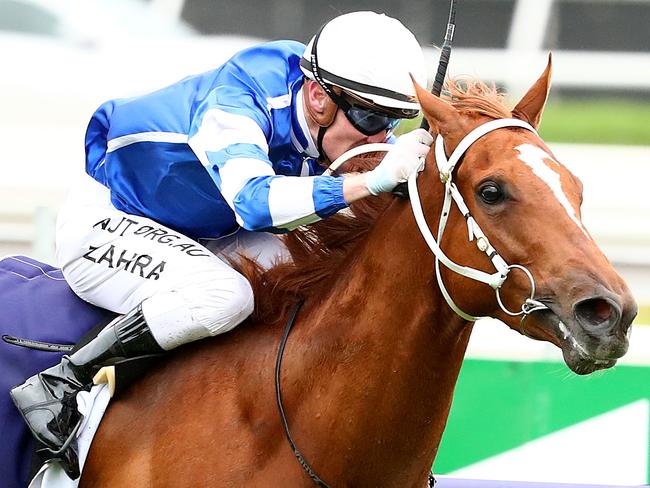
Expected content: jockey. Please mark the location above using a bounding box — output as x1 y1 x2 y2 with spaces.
11 10 433 469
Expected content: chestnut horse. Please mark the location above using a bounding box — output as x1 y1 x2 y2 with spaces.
79 58 637 487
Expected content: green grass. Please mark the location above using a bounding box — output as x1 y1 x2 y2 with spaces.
540 100 650 146
397 99 650 146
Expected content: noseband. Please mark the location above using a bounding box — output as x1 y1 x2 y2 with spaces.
327 118 550 325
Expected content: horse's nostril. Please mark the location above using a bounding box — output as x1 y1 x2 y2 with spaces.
592 299 613 322
574 298 619 332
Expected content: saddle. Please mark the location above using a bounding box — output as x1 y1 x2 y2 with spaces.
0 256 154 486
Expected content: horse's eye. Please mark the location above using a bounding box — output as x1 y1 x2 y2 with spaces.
479 183 504 204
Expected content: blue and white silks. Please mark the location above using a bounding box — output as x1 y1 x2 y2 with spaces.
85 41 347 240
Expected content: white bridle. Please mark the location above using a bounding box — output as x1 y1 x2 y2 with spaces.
325 118 549 322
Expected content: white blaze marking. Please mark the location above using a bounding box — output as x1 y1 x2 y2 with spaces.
515 144 590 238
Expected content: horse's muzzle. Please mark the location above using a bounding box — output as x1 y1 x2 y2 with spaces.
575 290 636 348
531 289 637 375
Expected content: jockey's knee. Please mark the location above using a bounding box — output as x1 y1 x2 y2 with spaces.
184 273 254 337
143 275 254 350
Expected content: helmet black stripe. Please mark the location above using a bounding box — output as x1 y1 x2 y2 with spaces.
300 57 414 104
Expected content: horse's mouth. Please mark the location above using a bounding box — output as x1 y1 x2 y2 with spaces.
533 308 619 375
555 320 618 374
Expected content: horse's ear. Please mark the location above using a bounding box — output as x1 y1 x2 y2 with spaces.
512 53 553 129
411 75 459 135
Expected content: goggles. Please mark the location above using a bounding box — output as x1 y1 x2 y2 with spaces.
340 100 401 136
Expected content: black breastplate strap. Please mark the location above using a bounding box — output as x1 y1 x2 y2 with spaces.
275 301 437 487
275 300 330 487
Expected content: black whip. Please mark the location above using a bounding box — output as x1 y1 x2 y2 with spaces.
421 0 458 130
417 5 457 483
394 0 458 199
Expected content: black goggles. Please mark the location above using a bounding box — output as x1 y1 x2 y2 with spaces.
339 100 401 136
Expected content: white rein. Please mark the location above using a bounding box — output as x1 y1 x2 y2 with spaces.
325 119 549 322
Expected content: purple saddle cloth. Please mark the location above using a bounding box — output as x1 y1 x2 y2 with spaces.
0 256 112 488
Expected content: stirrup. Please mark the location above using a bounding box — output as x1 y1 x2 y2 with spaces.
37 413 83 457
36 415 83 479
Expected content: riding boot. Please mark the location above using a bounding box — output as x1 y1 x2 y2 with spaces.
10 304 164 466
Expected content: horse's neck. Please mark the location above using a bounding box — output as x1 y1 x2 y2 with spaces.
293 201 474 483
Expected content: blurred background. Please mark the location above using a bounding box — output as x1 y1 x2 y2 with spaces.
0 0 648 485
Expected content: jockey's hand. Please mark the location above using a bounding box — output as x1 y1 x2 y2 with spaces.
365 128 433 195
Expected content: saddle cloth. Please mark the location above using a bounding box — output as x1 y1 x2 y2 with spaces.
0 256 113 488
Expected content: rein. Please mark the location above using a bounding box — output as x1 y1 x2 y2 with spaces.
280 2 541 483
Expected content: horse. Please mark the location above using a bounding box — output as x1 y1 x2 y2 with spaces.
31 56 637 486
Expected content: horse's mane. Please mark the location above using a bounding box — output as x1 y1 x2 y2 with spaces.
232 78 512 323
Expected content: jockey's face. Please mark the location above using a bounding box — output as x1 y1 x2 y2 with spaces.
322 106 390 160
303 80 390 162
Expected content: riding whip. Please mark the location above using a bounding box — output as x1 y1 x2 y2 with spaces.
423 0 457 127
394 0 457 197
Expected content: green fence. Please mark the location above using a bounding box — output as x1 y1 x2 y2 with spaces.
436 358 650 485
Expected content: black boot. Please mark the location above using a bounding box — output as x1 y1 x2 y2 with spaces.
10 304 164 474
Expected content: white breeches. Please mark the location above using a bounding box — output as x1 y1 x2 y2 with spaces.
55 175 288 350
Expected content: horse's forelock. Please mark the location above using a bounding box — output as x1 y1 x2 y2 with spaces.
445 77 511 120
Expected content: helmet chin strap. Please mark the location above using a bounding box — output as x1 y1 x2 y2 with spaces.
316 125 331 165
303 21 347 167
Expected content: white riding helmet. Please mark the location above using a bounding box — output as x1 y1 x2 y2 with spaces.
300 11 426 117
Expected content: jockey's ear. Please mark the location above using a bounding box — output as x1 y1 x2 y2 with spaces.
512 52 553 130
304 79 338 127
411 75 462 140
